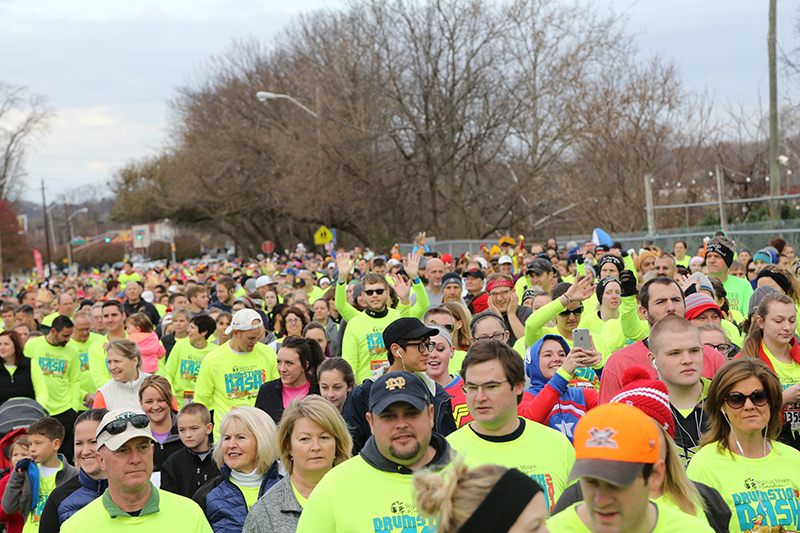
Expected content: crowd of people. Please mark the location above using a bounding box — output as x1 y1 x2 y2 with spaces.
0 230 798 532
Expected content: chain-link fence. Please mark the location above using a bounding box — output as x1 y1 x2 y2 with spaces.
399 220 800 257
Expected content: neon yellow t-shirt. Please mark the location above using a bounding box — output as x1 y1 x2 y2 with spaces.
232 481 260 510
193 342 279 440
687 441 800 533
296 455 439 533
117 272 142 289
547 500 714 532
448 349 468 375
69 332 104 410
447 418 574 514
61 485 212 533
291 480 308 507
341 308 402 383
23 337 80 415
164 338 216 409
25 463 61 532
762 341 800 432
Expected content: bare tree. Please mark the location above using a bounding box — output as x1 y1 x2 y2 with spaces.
0 84 54 200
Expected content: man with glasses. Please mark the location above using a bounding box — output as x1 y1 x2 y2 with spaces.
61 409 212 532
342 317 456 454
446 340 574 515
484 274 531 347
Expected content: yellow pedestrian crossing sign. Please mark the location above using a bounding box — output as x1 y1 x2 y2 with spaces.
314 225 333 245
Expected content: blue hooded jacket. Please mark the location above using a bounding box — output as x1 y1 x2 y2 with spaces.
522 334 597 443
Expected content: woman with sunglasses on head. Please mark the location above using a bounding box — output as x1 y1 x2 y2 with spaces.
687 358 800 533
523 277 610 388
740 291 800 451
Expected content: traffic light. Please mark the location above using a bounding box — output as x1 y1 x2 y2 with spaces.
105 237 111 243
134 229 145 241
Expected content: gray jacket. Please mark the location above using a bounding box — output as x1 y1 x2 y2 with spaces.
242 475 301 533
1 454 78 521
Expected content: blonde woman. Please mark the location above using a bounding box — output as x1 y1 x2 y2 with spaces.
194 406 280 533
243 396 352 533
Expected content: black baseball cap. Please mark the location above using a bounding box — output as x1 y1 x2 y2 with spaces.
369 371 431 415
382 317 439 349
526 258 554 275
463 268 485 280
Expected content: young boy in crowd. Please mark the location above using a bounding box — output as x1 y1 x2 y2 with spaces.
159 403 219 498
163 314 217 409
1 418 77 532
0 435 31 533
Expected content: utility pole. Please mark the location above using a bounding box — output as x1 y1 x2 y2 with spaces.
716 164 729 233
41 180 51 275
644 174 655 236
64 204 72 274
768 0 779 220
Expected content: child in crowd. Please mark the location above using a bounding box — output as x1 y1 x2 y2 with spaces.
125 313 166 373
0 435 31 533
159 403 220 498
1 419 77 532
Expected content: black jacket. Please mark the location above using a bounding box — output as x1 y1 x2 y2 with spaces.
0 357 37 406
152 412 184 471
160 447 221 499
343 369 457 454
123 300 161 328
552 478 731 533
254 378 320 425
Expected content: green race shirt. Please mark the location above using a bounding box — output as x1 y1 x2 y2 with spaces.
61 484 212 533
546 500 714 532
24 463 62 533
164 338 216 409
296 456 439 533
193 341 278 440
232 481 260 511
117 272 142 289
69 332 104 410
342 309 402 383
762 341 800 434
687 441 800 533
720 274 753 317
24 336 81 415
446 418 575 514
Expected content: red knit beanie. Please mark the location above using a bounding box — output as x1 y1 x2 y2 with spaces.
609 366 674 438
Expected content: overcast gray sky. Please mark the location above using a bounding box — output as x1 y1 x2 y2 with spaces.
2 0 797 203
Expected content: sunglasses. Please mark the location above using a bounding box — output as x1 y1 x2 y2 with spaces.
364 289 386 296
559 306 584 317
725 389 769 409
433 323 455 332
99 413 150 437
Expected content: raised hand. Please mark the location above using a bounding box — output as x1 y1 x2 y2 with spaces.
337 253 354 284
404 253 420 280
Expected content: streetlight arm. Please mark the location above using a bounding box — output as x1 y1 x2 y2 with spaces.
68 207 88 222
255 91 318 118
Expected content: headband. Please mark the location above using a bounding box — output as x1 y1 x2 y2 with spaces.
705 241 734 267
756 269 791 294
486 280 514 293
458 469 544 533
596 276 621 302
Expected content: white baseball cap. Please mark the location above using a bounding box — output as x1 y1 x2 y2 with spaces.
255 275 274 288
226 309 264 335
498 255 513 265
96 409 155 451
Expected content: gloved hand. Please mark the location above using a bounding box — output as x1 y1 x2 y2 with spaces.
619 270 638 298
15 457 32 473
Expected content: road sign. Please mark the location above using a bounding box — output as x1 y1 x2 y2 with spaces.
262 240 275 254
314 226 333 245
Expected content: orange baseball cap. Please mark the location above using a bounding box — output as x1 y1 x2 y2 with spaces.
569 403 660 486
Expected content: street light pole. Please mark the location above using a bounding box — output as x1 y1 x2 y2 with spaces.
256 91 319 118
65 206 88 275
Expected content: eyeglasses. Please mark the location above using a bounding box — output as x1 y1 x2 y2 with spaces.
559 306 584 317
285 318 302 324
473 332 506 342
725 389 769 409
489 289 513 297
403 341 436 353
463 380 509 395
364 289 386 296
99 413 150 437
704 342 732 354
430 321 455 332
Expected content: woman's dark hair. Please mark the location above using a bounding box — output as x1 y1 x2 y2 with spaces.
75 408 108 428
0 330 24 366
280 306 309 337
317 357 356 389
280 337 325 385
